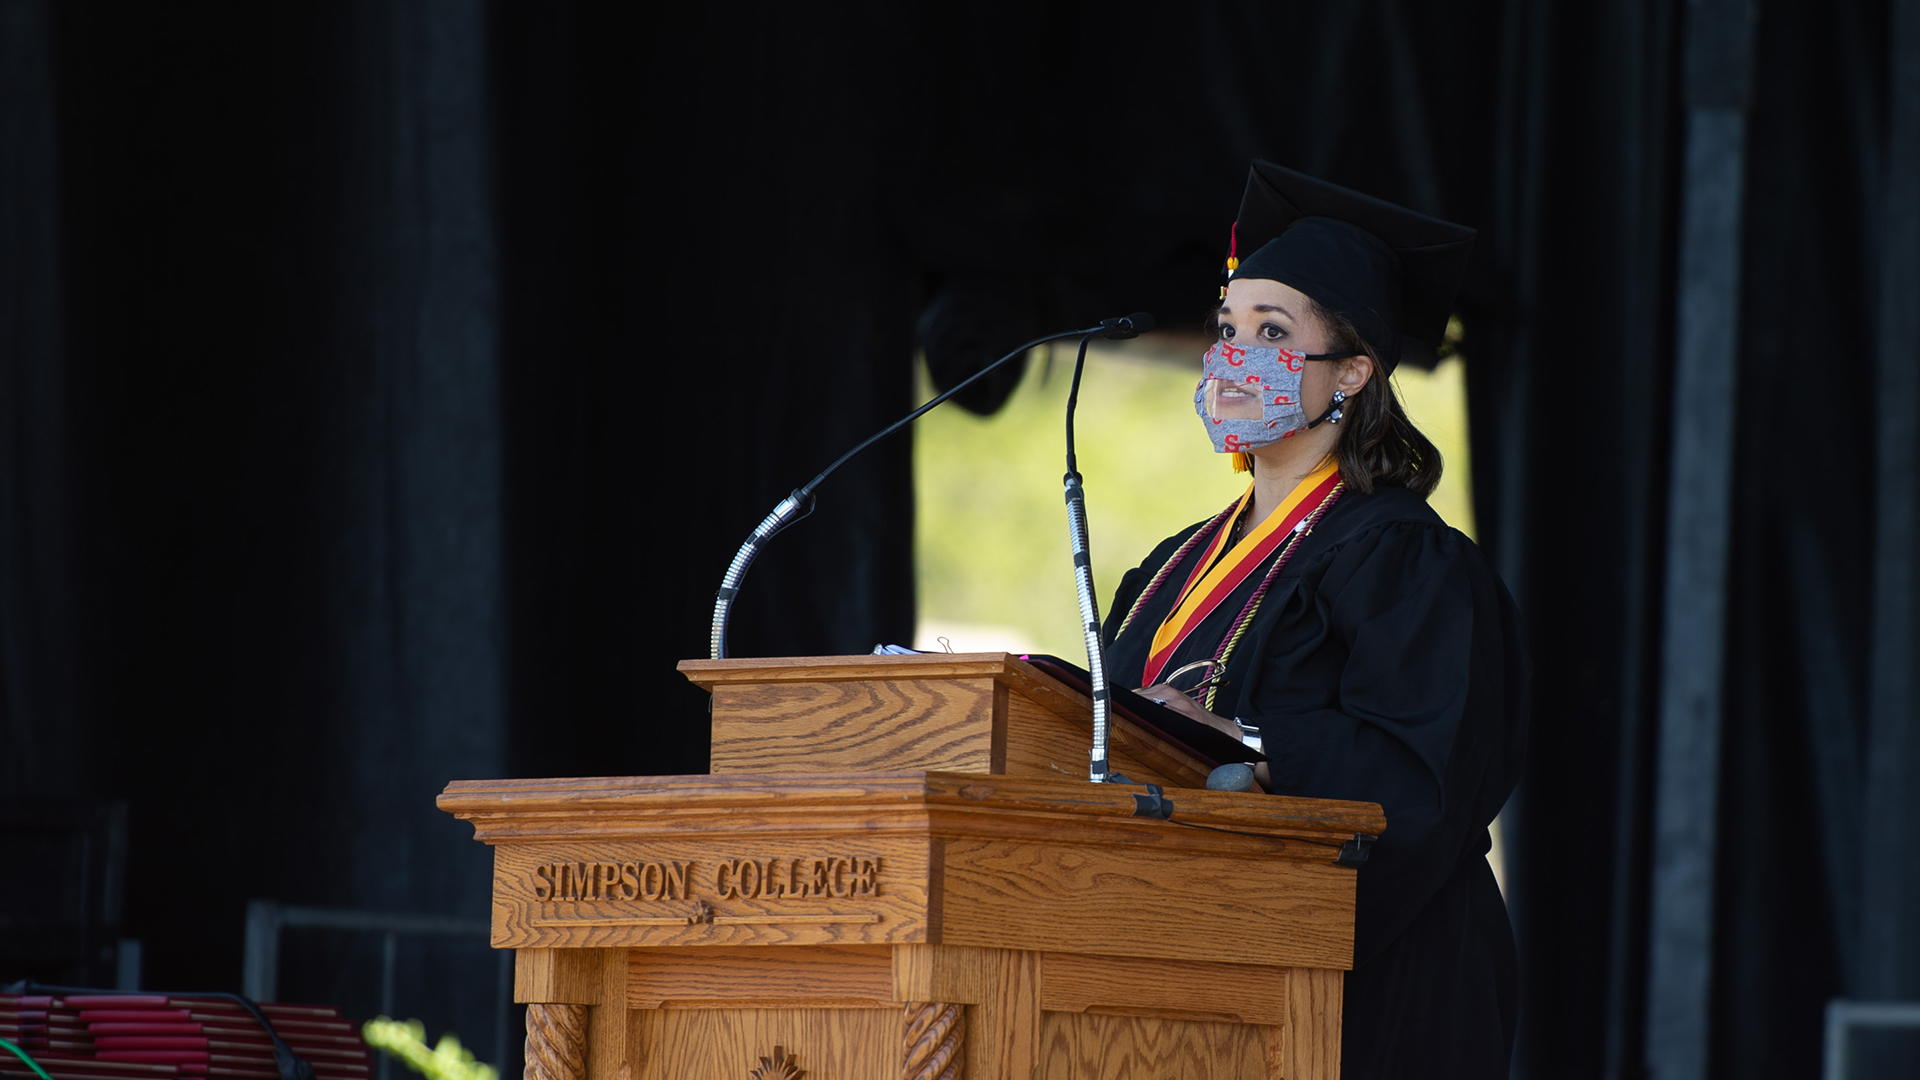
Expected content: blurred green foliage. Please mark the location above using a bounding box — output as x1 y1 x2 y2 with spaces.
362 1018 496 1080
913 341 1475 658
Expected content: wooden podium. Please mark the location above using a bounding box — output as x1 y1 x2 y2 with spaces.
439 653 1383 1080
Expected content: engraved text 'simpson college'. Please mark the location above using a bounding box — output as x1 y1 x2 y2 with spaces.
530 856 882 903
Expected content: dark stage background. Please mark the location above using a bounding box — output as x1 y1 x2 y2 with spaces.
3 1 1919 1077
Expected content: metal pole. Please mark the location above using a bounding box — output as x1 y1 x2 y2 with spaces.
241 901 281 1004
1644 2 1756 1078
1823 1001 1920 1080
1864 0 1920 1004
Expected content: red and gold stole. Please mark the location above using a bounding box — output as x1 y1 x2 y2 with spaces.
1139 460 1342 687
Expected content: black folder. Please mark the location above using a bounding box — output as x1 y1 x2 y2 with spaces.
1018 654 1265 770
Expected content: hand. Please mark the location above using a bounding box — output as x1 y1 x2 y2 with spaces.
1136 686 1275 792
1135 683 1242 740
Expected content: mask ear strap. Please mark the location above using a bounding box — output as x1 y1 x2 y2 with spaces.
1300 350 1361 428
1305 389 1350 429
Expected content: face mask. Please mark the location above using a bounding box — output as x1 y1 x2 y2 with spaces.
1194 340 1359 455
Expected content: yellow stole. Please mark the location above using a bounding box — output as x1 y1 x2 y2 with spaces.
1140 460 1341 687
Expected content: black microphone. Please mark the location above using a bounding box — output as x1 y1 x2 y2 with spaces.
1099 312 1155 339
708 315 1151 660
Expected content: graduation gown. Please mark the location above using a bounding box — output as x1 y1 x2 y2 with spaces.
1103 482 1529 1079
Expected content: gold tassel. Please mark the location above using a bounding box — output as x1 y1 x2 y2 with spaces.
1232 451 1253 473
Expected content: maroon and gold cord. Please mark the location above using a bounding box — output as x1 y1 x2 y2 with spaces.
1115 482 1346 713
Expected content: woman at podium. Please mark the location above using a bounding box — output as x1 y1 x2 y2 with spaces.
1102 162 1528 1079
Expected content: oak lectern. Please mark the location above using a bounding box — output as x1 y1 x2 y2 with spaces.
438 653 1384 1080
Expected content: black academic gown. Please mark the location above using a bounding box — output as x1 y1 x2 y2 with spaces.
1103 483 1529 1080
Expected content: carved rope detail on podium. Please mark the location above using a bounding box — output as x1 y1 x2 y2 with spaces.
902 1002 963 1080
524 1002 588 1080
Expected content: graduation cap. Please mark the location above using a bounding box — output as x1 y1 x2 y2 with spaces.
1229 161 1475 372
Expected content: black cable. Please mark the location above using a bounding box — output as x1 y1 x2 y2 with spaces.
1063 330 1098 474
805 324 1108 497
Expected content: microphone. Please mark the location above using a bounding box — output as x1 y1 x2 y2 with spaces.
708 315 1152 662
1063 310 1155 781
1099 312 1155 340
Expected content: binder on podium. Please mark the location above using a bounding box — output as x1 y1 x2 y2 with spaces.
439 652 1382 1080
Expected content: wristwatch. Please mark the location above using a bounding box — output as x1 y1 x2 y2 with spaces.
1232 718 1263 753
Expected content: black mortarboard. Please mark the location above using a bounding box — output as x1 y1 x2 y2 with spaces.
1229 161 1475 372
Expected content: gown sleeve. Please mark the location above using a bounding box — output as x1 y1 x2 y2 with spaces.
1242 519 1524 964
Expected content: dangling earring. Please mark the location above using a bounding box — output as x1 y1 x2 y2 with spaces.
1329 390 1347 425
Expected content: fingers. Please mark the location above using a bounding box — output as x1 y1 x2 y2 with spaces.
1193 712 1243 738
1132 684 1177 707
1136 683 1203 720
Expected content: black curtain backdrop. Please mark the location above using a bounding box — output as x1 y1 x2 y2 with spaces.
2 1 1916 1077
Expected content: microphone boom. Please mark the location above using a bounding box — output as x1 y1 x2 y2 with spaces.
709 316 1152 661
1098 312 1156 340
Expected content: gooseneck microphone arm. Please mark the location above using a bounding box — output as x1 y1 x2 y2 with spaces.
709 319 1133 661
1063 311 1154 781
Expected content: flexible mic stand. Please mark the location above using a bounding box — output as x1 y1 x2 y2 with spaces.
708 311 1154 786
1063 313 1153 780
710 318 1144 661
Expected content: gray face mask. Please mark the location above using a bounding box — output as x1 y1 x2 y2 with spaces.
1194 341 1357 455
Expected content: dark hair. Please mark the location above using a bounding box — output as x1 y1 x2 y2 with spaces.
1309 299 1444 497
